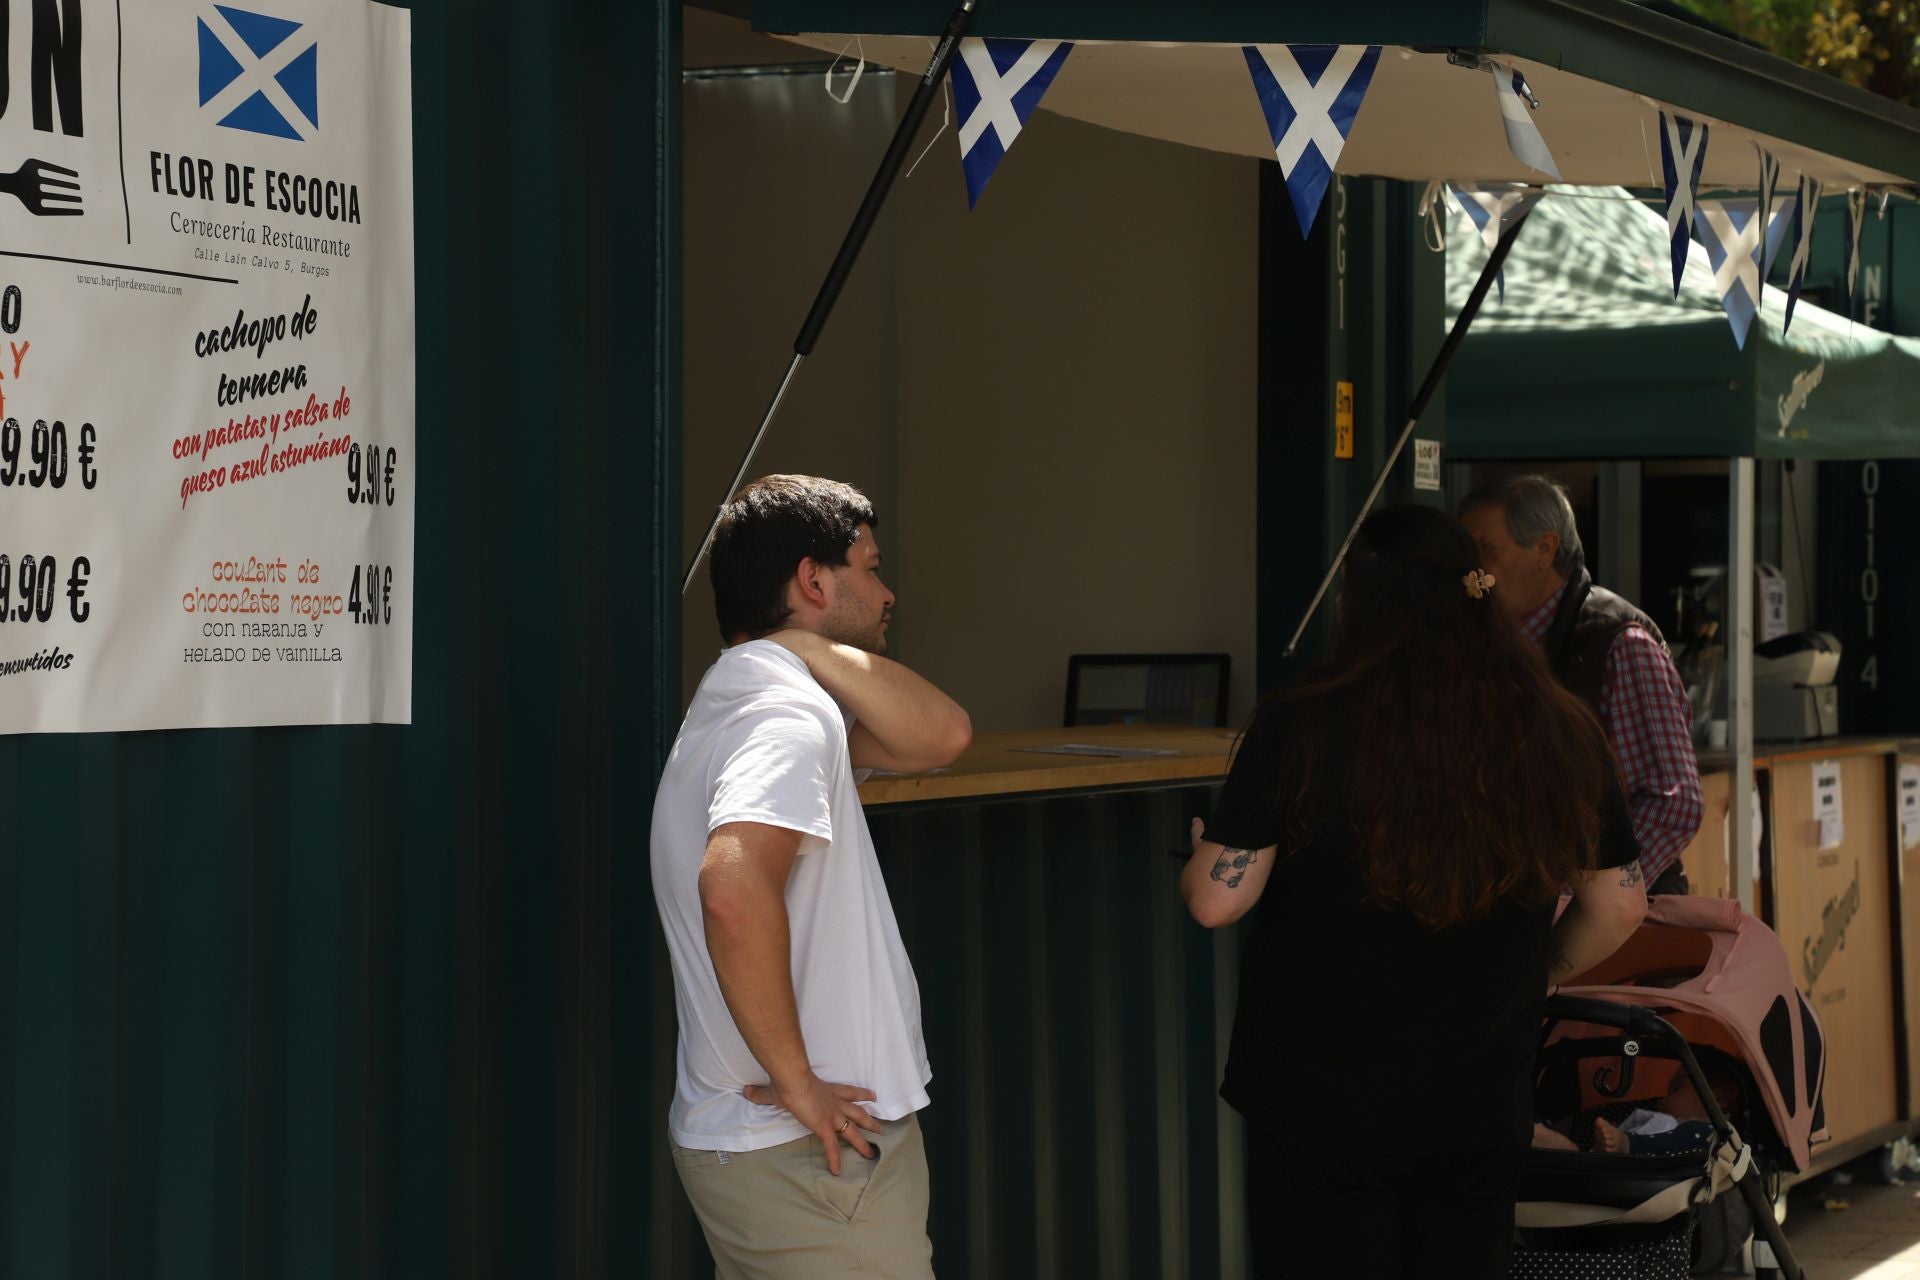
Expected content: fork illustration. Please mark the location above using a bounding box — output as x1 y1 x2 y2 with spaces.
0 159 83 217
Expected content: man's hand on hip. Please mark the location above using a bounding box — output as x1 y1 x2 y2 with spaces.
743 1075 884 1175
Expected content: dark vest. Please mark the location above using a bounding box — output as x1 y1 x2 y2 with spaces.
1541 567 1668 714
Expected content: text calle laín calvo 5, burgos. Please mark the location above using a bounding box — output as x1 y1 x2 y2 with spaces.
153 151 361 276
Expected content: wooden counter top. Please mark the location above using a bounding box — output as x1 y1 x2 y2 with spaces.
865 728 1916 806
858 724 1237 808
1696 736 1920 774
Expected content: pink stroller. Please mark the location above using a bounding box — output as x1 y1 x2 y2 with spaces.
1516 897 1826 1279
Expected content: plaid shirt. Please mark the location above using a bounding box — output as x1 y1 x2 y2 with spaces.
1521 593 1705 884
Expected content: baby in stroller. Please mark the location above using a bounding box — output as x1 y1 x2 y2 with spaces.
1514 896 1827 1279
1531 1064 1741 1157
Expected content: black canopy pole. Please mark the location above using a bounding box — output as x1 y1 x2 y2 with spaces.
1282 203 1536 658
682 1 980 595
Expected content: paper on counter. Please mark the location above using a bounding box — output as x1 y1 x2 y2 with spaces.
1010 743 1181 758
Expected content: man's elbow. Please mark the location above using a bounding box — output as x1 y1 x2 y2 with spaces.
698 872 757 941
1681 804 1705 845
932 709 972 768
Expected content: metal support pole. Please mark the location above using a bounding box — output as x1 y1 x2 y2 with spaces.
680 1 979 594
1730 457 1757 911
1282 203 1535 658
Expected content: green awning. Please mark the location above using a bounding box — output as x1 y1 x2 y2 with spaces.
1445 188 1920 459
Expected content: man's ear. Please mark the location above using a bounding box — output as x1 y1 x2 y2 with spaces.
1535 532 1561 571
790 556 833 611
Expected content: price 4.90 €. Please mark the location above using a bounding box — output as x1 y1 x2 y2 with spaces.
0 554 91 623
1 419 99 490
348 563 393 626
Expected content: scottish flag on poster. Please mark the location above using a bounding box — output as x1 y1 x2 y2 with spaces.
1694 197 1795 348
1451 184 1541 302
952 37 1073 208
199 4 321 141
1659 112 1709 296
1243 44 1382 236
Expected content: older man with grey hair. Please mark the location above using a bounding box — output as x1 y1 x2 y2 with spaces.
1459 475 1703 894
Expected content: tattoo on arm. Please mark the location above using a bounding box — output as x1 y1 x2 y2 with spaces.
1619 862 1643 889
1209 846 1259 889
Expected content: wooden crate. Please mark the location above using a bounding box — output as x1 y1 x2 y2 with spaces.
1769 754 1899 1150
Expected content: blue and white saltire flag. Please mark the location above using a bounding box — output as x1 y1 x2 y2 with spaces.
951 37 1072 208
1842 188 1868 300
1659 112 1710 296
1755 147 1781 312
1783 174 1821 335
1450 184 1541 302
1489 62 1560 179
1694 197 1795 349
1243 44 1382 236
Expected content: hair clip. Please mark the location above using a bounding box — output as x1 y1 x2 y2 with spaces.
1462 570 1496 599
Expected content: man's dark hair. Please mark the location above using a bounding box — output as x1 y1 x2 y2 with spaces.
710 475 877 641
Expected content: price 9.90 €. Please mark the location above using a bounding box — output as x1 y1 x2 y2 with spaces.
1 419 99 490
0 554 91 623
347 443 396 507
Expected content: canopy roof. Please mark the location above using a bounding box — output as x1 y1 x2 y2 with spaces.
1444 186 1920 459
757 0 1920 190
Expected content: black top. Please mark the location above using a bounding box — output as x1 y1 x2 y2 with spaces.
1206 703 1639 1155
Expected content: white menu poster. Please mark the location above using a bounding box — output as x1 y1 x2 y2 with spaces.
0 0 412 732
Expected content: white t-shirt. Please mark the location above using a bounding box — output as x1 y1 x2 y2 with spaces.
650 640 931 1151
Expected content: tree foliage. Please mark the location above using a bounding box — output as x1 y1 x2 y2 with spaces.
1673 0 1920 106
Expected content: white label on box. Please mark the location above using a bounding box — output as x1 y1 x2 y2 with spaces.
1413 439 1442 491
1812 760 1844 849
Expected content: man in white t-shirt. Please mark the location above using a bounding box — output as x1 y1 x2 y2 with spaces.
652 474 972 1278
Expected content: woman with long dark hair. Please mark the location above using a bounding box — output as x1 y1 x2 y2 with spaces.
1182 504 1647 1277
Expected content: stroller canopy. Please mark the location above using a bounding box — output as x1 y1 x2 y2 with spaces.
1553 897 1827 1171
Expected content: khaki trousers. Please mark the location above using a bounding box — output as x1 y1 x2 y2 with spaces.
672 1112 935 1280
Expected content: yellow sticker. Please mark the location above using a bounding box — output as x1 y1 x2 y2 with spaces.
1334 380 1355 459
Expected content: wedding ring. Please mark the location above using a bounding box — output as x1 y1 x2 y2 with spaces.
835 1118 851 1134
